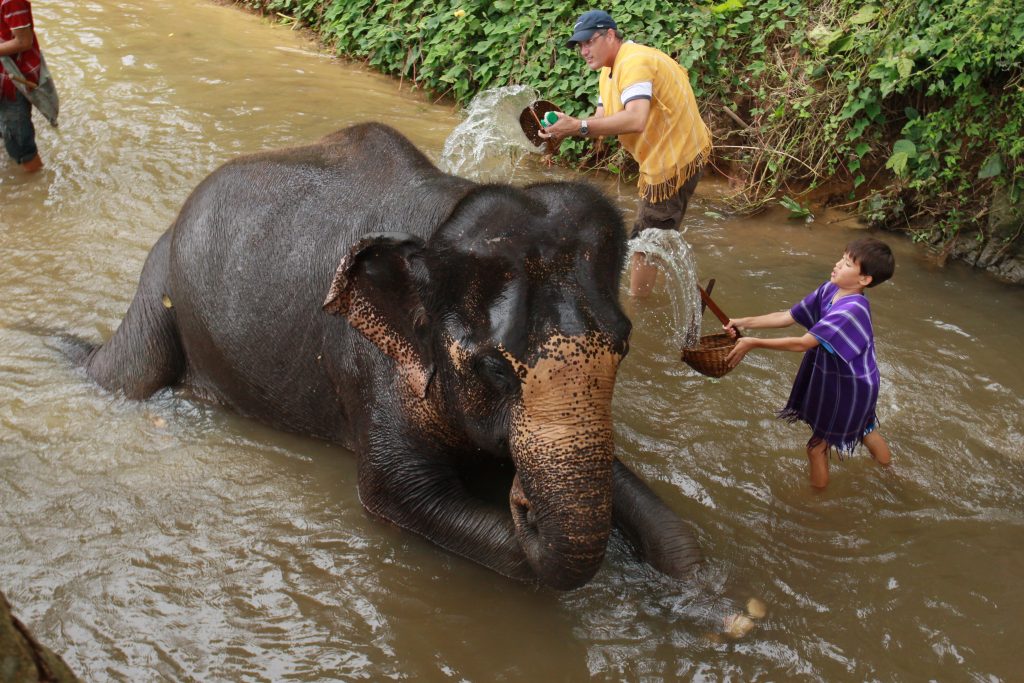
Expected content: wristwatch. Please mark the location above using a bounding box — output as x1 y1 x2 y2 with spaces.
579 119 590 137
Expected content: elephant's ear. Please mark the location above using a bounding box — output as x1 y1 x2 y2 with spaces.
323 232 434 398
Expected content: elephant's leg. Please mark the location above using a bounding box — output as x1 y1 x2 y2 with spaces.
612 459 702 577
86 231 184 399
358 456 534 582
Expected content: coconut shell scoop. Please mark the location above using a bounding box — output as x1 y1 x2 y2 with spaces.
519 100 562 155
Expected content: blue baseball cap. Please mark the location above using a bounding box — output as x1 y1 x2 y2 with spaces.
566 10 617 48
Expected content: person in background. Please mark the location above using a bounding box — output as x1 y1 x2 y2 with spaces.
0 0 44 173
723 237 896 489
541 9 712 297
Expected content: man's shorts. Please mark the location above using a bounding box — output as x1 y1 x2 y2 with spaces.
630 167 703 239
0 91 38 165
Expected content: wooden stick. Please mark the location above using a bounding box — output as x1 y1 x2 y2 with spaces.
698 284 741 337
701 278 715 314
527 104 543 129
8 73 36 92
720 105 749 130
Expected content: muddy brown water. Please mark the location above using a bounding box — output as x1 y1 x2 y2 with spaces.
2 1 1023 681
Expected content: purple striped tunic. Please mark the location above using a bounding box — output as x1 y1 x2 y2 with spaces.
780 281 880 455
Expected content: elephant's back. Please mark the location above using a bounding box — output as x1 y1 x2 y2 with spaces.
163 124 468 441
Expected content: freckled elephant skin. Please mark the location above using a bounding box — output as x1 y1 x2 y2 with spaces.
79 123 702 589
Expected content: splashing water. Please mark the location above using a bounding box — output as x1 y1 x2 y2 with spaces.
439 85 547 181
629 228 703 348
440 88 704 349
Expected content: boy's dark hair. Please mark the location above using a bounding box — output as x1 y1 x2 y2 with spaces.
846 237 895 287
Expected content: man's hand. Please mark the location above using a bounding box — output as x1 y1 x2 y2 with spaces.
537 113 577 140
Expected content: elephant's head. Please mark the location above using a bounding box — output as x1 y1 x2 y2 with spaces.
323 182 630 590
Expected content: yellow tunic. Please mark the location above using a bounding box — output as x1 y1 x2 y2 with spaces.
598 42 712 202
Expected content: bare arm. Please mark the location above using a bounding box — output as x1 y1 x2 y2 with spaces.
726 331 819 368
540 98 650 139
726 310 796 332
0 26 33 57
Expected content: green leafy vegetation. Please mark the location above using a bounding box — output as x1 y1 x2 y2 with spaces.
236 0 1022 257
780 196 813 220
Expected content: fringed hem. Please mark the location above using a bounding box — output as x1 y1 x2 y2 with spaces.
809 435 860 462
777 408 802 425
777 409 869 461
638 139 713 203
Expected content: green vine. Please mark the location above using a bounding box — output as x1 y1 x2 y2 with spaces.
235 0 1022 254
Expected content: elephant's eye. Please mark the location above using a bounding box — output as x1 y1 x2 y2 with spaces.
473 352 520 394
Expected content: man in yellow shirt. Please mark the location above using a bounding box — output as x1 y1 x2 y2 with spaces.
542 10 712 297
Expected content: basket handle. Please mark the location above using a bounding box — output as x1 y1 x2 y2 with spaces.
700 278 715 314
698 283 741 338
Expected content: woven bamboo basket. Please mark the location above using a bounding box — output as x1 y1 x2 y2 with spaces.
681 332 736 378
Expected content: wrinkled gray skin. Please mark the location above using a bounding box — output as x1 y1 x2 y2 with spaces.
82 124 701 590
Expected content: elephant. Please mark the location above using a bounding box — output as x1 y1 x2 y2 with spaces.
80 123 701 590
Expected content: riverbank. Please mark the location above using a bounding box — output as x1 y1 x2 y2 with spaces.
225 0 1023 284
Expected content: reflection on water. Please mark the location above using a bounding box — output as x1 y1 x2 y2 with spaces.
2 1 1024 682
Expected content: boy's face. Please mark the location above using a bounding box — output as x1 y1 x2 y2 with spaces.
831 252 872 290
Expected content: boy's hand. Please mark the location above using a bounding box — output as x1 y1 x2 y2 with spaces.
724 319 742 339
726 337 755 368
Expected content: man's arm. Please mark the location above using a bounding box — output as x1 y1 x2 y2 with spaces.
541 98 650 139
0 26 33 58
581 97 650 136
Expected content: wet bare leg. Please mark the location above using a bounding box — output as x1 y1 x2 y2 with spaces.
807 439 829 489
863 430 891 466
628 252 657 298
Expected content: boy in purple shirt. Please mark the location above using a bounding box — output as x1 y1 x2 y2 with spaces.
724 237 895 489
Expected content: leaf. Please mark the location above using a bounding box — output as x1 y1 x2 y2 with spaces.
855 142 871 157
885 152 909 176
897 57 914 80
808 25 842 50
884 139 919 176
711 0 745 13
977 154 1003 179
829 34 856 54
779 196 813 219
849 6 879 25
892 139 917 158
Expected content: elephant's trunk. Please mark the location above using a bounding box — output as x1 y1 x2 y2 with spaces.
507 333 620 590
